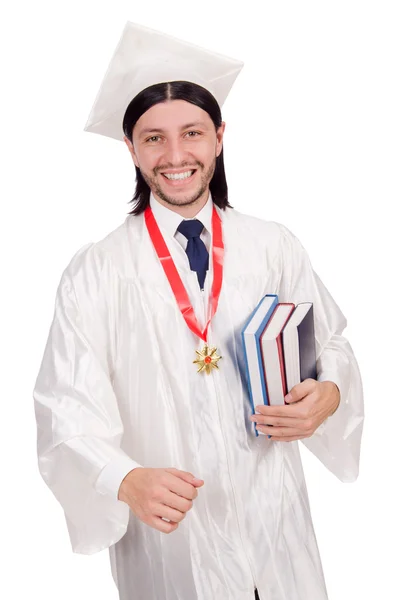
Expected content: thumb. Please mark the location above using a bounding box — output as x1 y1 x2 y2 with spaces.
285 378 315 403
166 468 204 487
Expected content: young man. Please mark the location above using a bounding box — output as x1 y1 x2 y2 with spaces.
33 21 364 600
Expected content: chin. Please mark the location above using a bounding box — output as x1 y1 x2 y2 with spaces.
156 185 206 207
162 194 202 207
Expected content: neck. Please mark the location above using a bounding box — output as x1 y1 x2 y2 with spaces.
151 189 210 218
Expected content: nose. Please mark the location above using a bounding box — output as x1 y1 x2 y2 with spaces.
162 136 190 167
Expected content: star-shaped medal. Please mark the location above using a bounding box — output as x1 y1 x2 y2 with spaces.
193 344 222 374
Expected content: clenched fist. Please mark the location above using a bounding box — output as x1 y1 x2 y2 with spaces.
118 467 204 534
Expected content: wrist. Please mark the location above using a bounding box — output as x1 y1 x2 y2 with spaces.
323 381 340 415
118 467 143 502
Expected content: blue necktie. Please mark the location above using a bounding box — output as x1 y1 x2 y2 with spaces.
177 219 209 290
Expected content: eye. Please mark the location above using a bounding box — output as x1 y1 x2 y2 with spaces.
186 131 200 138
146 135 161 143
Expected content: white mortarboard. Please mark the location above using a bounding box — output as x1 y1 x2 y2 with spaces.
84 21 244 142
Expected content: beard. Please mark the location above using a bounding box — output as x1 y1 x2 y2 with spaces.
139 156 217 208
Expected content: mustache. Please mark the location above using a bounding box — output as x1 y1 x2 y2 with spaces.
154 162 204 174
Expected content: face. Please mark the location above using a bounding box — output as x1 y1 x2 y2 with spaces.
124 99 225 211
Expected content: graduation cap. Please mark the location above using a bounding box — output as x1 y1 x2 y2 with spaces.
84 21 244 142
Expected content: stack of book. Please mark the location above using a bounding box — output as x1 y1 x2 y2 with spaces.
241 294 317 437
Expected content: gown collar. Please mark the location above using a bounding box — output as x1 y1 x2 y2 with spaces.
149 191 214 238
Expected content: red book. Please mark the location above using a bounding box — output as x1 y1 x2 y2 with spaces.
259 303 295 405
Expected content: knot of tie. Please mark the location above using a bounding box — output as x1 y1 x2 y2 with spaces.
176 219 208 290
177 219 204 239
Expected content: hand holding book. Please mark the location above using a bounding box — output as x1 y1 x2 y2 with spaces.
242 294 340 439
249 378 340 441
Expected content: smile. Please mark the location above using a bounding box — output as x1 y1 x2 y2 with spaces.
162 170 196 180
160 169 197 186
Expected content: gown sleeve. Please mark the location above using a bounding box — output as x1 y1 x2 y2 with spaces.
33 243 140 555
276 223 365 482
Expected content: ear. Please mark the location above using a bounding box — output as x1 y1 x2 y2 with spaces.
216 121 226 157
124 135 139 168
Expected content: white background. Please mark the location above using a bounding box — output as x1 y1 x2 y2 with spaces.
1 1 396 598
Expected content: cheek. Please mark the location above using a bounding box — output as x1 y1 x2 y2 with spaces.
195 143 217 165
137 150 161 171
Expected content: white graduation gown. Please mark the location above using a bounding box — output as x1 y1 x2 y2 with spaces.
33 199 364 600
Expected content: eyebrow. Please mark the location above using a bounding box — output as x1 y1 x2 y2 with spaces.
138 121 208 139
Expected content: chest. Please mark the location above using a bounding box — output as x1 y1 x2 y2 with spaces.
111 226 284 383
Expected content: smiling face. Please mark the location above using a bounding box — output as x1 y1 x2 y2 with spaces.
124 99 225 215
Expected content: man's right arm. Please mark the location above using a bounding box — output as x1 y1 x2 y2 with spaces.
33 243 138 554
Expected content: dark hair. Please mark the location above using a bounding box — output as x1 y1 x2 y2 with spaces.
122 80 232 215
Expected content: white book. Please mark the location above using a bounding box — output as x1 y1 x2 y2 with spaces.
282 303 316 393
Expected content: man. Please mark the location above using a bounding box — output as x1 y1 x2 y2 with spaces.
33 21 364 600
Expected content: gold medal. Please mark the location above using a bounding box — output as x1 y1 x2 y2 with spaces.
193 344 222 374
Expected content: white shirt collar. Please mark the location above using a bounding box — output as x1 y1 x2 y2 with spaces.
149 191 214 238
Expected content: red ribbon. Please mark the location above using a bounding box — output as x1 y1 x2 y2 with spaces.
144 205 224 343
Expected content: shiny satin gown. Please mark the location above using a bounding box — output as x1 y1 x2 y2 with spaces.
33 197 364 600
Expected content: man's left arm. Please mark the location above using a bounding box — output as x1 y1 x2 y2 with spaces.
303 325 364 482
270 224 364 482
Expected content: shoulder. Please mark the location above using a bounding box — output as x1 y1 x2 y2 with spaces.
64 215 140 278
60 217 136 304
222 206 304 252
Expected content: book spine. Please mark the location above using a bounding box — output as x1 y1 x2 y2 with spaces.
241 334 259 438
259 343 272 439
276 334 287 400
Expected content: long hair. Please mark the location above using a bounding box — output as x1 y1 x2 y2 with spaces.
122 81 232 215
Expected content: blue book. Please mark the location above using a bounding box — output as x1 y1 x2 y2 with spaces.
241 294 278 437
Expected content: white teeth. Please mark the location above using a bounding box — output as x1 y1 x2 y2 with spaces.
163 170 194 180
